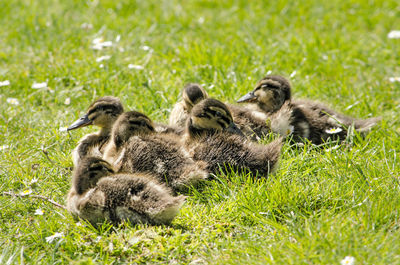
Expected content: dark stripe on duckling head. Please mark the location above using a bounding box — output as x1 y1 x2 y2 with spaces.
113 111 155 148
73 157 114 194
260 75 291 101
184 83 208 106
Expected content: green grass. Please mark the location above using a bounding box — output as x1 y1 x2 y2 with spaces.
1 0 399 264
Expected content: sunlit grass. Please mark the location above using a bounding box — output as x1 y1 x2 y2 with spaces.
0 0 399 264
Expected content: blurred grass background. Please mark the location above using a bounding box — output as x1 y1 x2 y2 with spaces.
0 0 399 264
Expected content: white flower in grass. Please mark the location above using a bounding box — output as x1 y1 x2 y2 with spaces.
128 64 144 70
286 125 294 136
0 80 10 87
198 17 205 24
64 97 71 105
388 30 400 39
0 145 9 151
115 35 121 42
96 55 111 62
30 177 38 185
266 70 272 75
45 232 63 243
80 23 93 30
325 127 343 134
59 126 68 132
19 189 32 196
34 209 44 215
99 64 104 68
290 70 297 78
340 256 355 265
92 37 113 50
7 98 20 105
32 82 48 89
389 77 400 83
141 45 151 51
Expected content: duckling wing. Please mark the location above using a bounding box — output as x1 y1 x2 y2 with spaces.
189 134 280 177
228 104 272 141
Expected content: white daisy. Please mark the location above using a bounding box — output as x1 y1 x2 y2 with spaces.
32 82 48 89
0 80 10 87
45 232 63 243
64 98 71 105
34 209 44 215
128 64 144 70
286 125 294 136
340 256 355 265
92 37 113 50
0 145 9 151
325 127 343 134
389 77 400 83
388 30 400 39
7 98 20 105
30 177 38 185
19 189 32 196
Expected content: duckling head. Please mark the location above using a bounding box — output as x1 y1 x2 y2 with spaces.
111 111 155 148
187 98 243 137
67 96 124 132
72 157 115 195
182 83 208 111
237 75 291 112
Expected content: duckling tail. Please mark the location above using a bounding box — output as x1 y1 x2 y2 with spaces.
354 116 382 133
264 137 284 174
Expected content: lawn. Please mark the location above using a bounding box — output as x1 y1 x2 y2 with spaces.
0 0 399 264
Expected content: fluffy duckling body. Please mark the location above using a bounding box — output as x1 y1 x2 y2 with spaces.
184 99 282 177
103 111 209 192
66 157 185 226
169 83 271 140
237 75 381 144
67 96 124 166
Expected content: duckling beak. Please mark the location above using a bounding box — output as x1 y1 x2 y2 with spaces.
67 114 92 131
237 91 257 103
225 122 245 137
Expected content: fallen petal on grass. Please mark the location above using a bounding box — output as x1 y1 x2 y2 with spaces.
45 232 64 243
32 82 48 89
96 55 111 62
128 64 144 70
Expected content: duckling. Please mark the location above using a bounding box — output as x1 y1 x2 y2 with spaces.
66 157 186 226
169 83 271 140
103 111 209 192
169 83 209 128
67 96 124 166
184 98 282 177
237 75 381 144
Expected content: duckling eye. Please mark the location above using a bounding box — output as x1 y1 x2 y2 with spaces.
89 165 104 171
215 111 224 118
